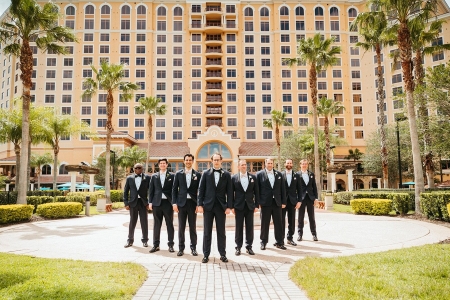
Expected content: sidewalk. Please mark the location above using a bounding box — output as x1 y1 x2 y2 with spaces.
1 209 449 299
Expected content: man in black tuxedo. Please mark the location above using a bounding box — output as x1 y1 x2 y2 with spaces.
232 159 260 256
149 158 175 253
256 158 286 250
297 159 319 241
197 153 233 263
172 154 202 257
123 163 151 248
282 159 301 246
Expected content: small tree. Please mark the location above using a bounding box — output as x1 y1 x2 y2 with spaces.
82 62 138 202
345 149 364 162
136 96 167 174
30 153 53 190
263 110 291 170
119 146 147 173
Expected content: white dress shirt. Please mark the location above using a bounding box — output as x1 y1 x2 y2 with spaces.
266 169 275 188
160 171 167 199
185 169 192 198
213 169 221 186
286 170 292 186
240 172 249 191
301 171 309 185
134 174 142 191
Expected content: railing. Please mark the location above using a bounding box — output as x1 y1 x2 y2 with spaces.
206 6 221 12
206 96 222 102
206 121 223 127
206 84 222 89
206 59 222 65
206 71 222 77
206 108 223 114
190 23 202 28
206 21 221 27
206 47 222 53
226 22 236 29
206 35 222 41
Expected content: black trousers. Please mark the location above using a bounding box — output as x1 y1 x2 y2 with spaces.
297 197 317 236
260 200 283 245
282 200 297 241
203 202 226 257
178 198 197 251
152 199 174 247
235 205 254 249
128 200 148 243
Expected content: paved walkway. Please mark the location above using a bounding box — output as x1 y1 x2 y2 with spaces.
1 209 449 299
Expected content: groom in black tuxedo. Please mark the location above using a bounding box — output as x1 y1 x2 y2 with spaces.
297 159 319 241
172 154 202 257
282 159 301 246
123 163 151 248
256 158 286 250
232 159 259 255
197 153 233 263
149 158 175 253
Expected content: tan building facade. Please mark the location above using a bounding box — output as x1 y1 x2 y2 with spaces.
1 1 450 189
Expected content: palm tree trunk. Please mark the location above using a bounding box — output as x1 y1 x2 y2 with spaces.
53 143 59 190
17 40 33 204
309 64 321 197
276 125 281 170
105 91 114 203
399 24 425 213
324 116 331 191
14 144 20 192
27 141 31 191
36 168 41 190
376 45 388 189
146 114 153 174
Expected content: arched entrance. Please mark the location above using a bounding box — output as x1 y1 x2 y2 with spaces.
196 142 232 172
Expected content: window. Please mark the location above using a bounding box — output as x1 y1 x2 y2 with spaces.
98 119 106 127
192 57 201 65
330 21 339 31
192 106 201 114
173 107 182 115
348 8 357 18
137 20 146 30
392 74 402 84
173 119 182 127
353 106 363 114
246 83 255 91
192 118 202 127
352 82 361 90
353 94 362 102
156 132 165 140
283 106 292 113
298 94 307 102
101 19 110 30
192 34 201 42
393 87 403 96
262 106 272 114
173 70 183 78
245 59 254 67
315 7 324 16
192 45 201 54
354 118 363 126
61 107 71 115
157 58 166 66
246 131 256 139
173 58 182 66
350 36 358 43
137 34 146 41
246 119 255 127
227 118 237 126
46 83 55 90
173 82 182 90
85 19 94 29
355 131 364 139
261 47 270 55
298 82 307 90
282 82 291 90
299 106 308 114
246 94 255 102
333 82 342 90
296 21 305 31
227 81 236 89
62 95 72 103
136 70 145 78
246 107 255 115
318 82 327 90
351 59 360 67
280 21 289 30
245 21 254 31
227 94 236 102
227 106 237 114
260 22 269 31
261 35 270 43
120 46 130 54
81 106 91 115
350 47 360 55
136 46 146 53
261 59 270 66
46 70 56 78
227 57 236 65
393 100 404 109
315 21 324 31
63 82 72 90
262 71 271 78
45 95 55 103
134 131 144 140
156 119 165 127
351 71 361 78
64 58 73 66
245 35 254 43
227 34 236 42
281 46 290 54
98 107 107 115
263 131 273 139
261 82 271 90
157 82 166 90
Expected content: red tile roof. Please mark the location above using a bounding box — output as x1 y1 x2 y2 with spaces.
238 142 276 157
37 175 85 184
135 142 190 158
0 156 16 162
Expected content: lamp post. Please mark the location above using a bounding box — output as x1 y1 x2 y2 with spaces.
396 115 407 188
4 179 11 203
110 150 116 190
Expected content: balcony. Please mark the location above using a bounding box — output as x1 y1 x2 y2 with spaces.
205 71 222 81
205 21 222 33
205 6 222 17
206 95 223 102
206 107 223 115
205 46 222 58
206 118 223 127
205 58 222 70
205 83 223 92
205 34 223 45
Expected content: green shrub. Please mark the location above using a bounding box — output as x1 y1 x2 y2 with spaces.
26 196 55 213
0 205 34 224
36 202 83 218
112 202 125 209
27 190 64 197
334 192 354 205
0 191 18 205
420 192 450 222
387 193 411 215
66 192 105 206
110 190 123 203
350 199 393 215
55 196 67 202
447 203 450 217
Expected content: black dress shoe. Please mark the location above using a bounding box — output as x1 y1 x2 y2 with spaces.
124 242 133 248
235 248 241 256
246 248 255 255
149 246 160 253
143 242 148 247
202 256 209 263
297 236 303 241
276 244 287 250
313 235 319 241
220 256 228 262
287 240 297 246
177 250 184 256
260 244 266 250
191 249 198 256
168 246 175 253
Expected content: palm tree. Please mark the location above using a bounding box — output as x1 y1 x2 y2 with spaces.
119 146 147 173
263 110 291 170
373 0 437 213
285 33 341 196
351 10 395 189
82 62 138 202
30 153 53 190
316 97 345 169
0 0 76 204
136 96 167 174
345 149 364 162
42 113 92 190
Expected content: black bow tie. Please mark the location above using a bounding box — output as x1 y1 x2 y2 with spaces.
213 169 222 173
135 174 142 178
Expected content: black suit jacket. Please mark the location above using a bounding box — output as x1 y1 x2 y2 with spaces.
198 168 233 211
256 169 286 207
232 172 260 211
123 174 151 207
297 171 318 201
172 169 202 207
149 172 175 206
282 171 301 205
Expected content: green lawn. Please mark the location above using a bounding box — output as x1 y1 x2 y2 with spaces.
0 253 147 300
331 203 353 213
290 244 450 300
79 202 125 215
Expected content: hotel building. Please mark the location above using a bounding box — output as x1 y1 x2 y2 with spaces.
1 0 450 189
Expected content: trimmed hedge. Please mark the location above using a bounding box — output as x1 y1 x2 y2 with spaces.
350 198 393 215
420 192 450 222
55 196 67 202
66 192 106 206
36 202 83 218
27 190 64 197
112 202 125 209
0 204 34 224
0 191 18 205
110 190 123 203
334 192 353 205
447 203 450 217
334 191 415 213
26 196 54 213
386 193 411 215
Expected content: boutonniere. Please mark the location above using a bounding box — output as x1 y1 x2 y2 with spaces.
250 179 254 183
166 173 170 178
310 175 313 178
294 177 297 180
168 178 172 181
220 169 224 178
193 176 197 180
278 176 281 179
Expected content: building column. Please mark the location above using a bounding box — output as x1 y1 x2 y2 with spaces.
377 178 382 189
89 174 95 192
330 172 337 192
69 171 77 192
347 169 354 192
